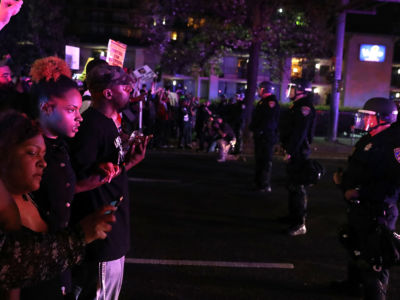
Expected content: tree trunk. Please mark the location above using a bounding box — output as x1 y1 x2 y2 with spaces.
242 40 261 153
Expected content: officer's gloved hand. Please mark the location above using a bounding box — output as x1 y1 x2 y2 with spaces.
333 168 343 185
344 189 359 202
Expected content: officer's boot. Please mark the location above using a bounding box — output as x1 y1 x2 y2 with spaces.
287 184 307 236
265 161 272 192
217 145 227 162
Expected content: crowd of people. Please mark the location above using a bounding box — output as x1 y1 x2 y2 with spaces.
1 1 400 300
0 53 149 300
120 85 246 162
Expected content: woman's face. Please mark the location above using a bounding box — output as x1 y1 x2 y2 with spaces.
45 88 83 138
5 134 47 195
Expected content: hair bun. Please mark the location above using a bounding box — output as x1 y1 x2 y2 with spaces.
30 56 72 84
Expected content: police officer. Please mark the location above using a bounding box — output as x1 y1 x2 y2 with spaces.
280 78 316 236
249 81 280 192
334 97 400 299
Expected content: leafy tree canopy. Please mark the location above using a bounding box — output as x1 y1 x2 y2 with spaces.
134 0 338 79
0 0 68 76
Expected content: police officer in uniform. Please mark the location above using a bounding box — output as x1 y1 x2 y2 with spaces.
250 81 280 192
334 97 400 299
280 78 316 236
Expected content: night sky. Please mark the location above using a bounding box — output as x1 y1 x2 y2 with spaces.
346 2 400 61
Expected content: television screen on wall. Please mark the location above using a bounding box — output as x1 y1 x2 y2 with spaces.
359 44 386 62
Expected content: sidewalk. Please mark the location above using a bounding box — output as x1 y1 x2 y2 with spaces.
310 136 353 160
240 136 354 160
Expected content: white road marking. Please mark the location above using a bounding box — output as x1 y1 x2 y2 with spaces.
129 178 181 183
125 258 294 269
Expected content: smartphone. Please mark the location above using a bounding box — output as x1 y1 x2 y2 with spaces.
105 196 123 214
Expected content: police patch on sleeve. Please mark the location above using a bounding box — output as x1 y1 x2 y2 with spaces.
394 148 400 164
301 106 311 116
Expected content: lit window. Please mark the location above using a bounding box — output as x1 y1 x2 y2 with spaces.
291 57 304 77
396 93 400 98
153 18 157 26
187 17 194 27
162 17 166 25
315 63 320 70
397 69 400 75
171 32 178 40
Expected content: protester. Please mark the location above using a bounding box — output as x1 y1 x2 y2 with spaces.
80 58 109 114
21 56 84 299
69 65 148 299
225 94 245 154
154 88 171 148
0 59 28 113
177 97 193 149
195 100 212 151
0 110 116 296
212 117 236 162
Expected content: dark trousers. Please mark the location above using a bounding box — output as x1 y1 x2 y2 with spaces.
233 125 243 153
346 204 398 300
179 122 192 147
287 156 308 227
254 137 274 189
71 261 99 300
195 126 206 150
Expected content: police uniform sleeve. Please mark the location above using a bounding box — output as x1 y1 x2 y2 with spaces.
285 105 312 156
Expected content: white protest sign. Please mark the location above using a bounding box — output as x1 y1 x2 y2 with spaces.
132 65 157 81
106 39 127 67
65 45 80 70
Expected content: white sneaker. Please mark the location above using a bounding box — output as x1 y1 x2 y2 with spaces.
288 224 307 236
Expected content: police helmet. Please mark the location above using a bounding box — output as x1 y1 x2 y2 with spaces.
354 97 398 131
292 78 312 93
259 81 274 94
258 81 275 98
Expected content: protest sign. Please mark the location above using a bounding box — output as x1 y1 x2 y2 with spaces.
132 65 157 81
65 45 80 70
106 39 127 67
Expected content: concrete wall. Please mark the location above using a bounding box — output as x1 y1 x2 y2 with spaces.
343 33 395 107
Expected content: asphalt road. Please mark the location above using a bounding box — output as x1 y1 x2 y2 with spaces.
119 149 400 300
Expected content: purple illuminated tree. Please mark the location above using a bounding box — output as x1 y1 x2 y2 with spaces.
135 0 336 132
0 0 68 75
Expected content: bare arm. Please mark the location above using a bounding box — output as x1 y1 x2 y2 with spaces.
0 0 23 31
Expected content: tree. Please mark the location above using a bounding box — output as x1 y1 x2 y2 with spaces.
136 1 336 123
0 0 68 75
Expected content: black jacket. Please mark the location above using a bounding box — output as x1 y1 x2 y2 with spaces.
280 94 316 158
250 94 280 143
